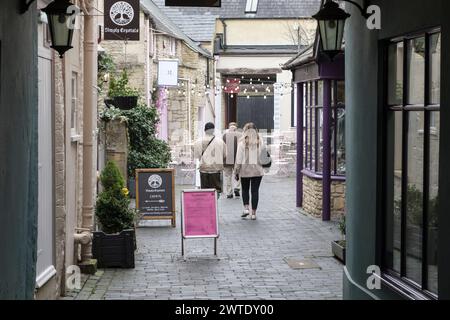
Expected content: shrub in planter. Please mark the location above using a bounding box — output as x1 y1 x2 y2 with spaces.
332 215 346 264
94 161 136 268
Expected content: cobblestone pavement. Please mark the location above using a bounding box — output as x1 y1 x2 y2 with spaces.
66 176 343 300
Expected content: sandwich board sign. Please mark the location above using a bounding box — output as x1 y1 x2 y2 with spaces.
181 189 219 256
136 169 176 227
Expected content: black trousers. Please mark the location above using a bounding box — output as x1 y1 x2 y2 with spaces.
200 172 222 194
241 176 263 210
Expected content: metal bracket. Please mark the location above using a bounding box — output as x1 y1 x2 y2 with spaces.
20 0 38 14
339 0 372 19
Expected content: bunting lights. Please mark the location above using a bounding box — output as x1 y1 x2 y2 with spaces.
150 76 295 99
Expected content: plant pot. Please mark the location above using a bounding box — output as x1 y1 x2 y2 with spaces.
92 229 135 268
104 98 115 108
128 177 136 199
112 96 138 110
332 240 346 264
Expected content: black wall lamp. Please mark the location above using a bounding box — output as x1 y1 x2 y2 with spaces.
42 0 78 58
313 0 375 60
20 0 38 14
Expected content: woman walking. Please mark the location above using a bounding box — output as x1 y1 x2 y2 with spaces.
234 123 266 220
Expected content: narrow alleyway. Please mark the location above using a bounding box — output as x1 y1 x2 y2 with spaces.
68 176 343 300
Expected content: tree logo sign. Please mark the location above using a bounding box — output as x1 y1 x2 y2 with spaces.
148 175 163 189
104 0 140 41
110 1 134 26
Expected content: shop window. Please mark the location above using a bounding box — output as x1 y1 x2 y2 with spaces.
303 80 345 175
383 30 440 298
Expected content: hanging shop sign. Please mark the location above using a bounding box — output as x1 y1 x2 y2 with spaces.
104 0 140 41
181 189 219 256
166 0 221 7
136 169 176 227
158 59 179 87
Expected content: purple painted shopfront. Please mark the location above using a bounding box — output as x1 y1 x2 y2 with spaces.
284 42 346 221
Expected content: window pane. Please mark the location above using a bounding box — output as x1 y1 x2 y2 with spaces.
318 81 324 106
305 107 309 168
405 111 424 284
385 111 402 273
427 111 439 294
318 108 323 173
388 42 404 105
336 108 345 175
429 33 441 104
336 80 345 105
407 38 425 105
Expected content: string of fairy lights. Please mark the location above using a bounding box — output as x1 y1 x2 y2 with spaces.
150 76 295 99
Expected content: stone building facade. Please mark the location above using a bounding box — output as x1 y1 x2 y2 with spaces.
34 0 99 300
151 30 213 148
100 0 214 160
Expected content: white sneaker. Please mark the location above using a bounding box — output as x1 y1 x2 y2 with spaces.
251 214 256 220
241 209 250 218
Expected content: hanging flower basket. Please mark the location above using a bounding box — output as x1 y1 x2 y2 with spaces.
112 96 139 110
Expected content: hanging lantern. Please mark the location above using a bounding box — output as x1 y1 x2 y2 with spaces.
313 0 350 60
42 0 78 58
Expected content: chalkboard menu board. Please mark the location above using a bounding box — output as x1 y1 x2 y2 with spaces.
136 169 175 227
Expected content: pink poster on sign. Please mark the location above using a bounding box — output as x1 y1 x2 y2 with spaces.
182 191 218 237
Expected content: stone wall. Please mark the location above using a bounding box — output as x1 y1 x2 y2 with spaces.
302 175 346 219
152 34 211 151
105 119 129 182
101 11 150 99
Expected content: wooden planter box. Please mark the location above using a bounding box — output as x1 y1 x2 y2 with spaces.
93 229 135 268
332 240 346 264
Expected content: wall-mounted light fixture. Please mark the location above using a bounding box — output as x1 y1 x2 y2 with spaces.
313 0 375 60
42 0 78 58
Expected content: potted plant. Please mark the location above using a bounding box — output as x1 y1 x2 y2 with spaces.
93 161 136 268
332 215 346 264
108 70 139 110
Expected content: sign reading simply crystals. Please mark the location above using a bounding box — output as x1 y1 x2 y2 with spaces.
104 0 140 41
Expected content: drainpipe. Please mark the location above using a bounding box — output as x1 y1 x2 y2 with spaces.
80 0 98 268
220 19 227 49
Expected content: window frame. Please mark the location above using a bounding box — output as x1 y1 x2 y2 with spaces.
303 79 345 177
381 28 441 300
245 0 258 13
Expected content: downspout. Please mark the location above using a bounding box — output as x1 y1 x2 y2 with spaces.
220 19 227 49
79 0 98 265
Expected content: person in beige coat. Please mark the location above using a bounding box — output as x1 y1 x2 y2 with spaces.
194 122 227 195
234 122 268 220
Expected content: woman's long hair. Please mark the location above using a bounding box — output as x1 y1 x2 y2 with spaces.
241 122 261 148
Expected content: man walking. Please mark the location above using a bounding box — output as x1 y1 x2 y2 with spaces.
194 122 227 196
223 122 242 199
